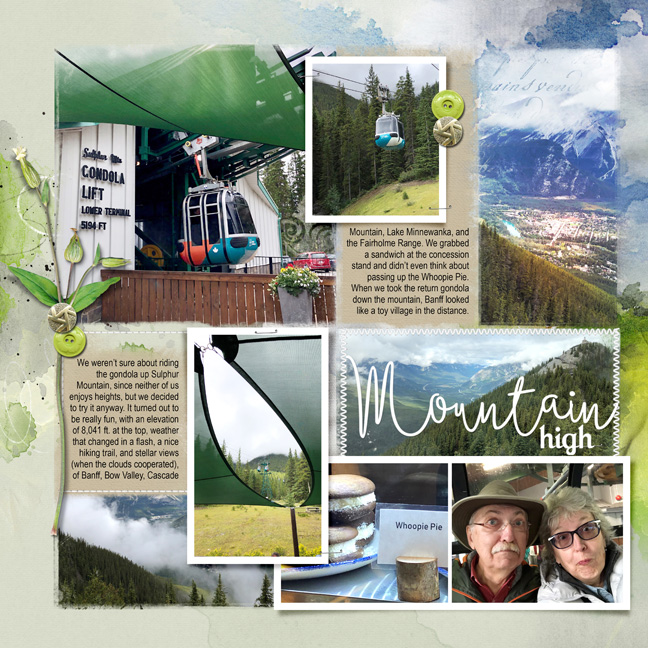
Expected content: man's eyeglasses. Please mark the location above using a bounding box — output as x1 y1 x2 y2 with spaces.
470 518 530 533
548 519 601 550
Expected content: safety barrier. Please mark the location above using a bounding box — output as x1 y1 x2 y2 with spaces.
100 270 336 325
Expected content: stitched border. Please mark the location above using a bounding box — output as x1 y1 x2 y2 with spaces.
338 327 620 457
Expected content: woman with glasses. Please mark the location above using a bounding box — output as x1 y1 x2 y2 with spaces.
538 487 623 603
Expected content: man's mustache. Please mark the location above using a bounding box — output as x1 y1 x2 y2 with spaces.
492 542 520 555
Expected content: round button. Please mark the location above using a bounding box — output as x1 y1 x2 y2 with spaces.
53 326 86 357
48 302 77 333
433 117 463 147
432 90 464 120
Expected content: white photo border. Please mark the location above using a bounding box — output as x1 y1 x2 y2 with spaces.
275 455 629 611
305 55 447 224
186 326 329 565
337 327 621 458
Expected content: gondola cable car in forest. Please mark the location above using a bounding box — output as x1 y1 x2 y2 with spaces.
178 145 260 267
374 84 405 150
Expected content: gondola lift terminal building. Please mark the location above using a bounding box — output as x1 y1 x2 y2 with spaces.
55 46 319 322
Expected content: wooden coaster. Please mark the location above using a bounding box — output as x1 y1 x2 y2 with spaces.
396 555 439 602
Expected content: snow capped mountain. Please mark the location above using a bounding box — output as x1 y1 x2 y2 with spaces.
479 110 617 200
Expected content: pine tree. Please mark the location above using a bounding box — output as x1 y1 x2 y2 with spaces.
79 569 125 607
350 102 371 198
292 453 311 503
126 578 137 605
285 449 296 494
288 152 306 213
189 580 201 606
235 448 244 479
254 573 273 607
312 108 323 206
262 159 294 217
334 82 351 196
317 110 336 208
165 580 176 605
394 68 417 171
212 573 228 606
322 185 343 215
364 65 383 187
413 82 439 180
283 487 296 507
59 579 76 606
221 439 234 469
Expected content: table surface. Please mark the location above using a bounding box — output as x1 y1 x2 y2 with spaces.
281 564 449 604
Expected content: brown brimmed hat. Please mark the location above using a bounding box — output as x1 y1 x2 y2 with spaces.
452 480 546 550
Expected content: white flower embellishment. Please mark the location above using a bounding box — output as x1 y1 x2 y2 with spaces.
12 146 27 161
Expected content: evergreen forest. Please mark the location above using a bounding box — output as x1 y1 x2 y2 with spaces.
261 152 334 256
221 442 313 506
480 223 618 326
312 67 440 214
261 152 305 221
58 532 171 606
59 531 274 607
386 342 615 457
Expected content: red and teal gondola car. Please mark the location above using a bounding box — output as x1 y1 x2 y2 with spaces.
178 185 260 267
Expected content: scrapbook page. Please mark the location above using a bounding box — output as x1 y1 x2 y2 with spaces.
1 1 647 646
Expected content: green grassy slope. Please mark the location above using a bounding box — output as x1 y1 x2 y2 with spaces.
194 505 321 557
341 179 440 216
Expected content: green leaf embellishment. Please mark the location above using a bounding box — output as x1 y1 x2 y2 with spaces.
8 266 58 306
41 179 50 208
69 277 120 311
93 244 101 266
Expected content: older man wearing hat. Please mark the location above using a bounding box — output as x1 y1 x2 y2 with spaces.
452 480 546 603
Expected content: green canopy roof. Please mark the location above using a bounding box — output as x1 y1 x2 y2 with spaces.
194 334 322 507
56 45 305 150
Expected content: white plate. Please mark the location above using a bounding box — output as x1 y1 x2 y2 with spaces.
281 536 378 581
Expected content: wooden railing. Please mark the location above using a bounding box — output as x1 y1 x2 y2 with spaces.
100 270 335 325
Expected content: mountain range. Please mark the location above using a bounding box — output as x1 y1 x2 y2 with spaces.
344 358 526 455
479 110 617 201
312 78 362 113
343 341 613 456
103 495 186 526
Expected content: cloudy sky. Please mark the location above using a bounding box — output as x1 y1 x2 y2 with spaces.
60 496 269 605
344 330 616 372
478 48 617 134
196 332 301 463
311 59 441 98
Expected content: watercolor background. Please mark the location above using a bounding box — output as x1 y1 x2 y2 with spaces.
2 1 648 646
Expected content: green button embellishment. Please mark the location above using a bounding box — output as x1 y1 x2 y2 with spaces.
432 90 465 120
53 326 87 357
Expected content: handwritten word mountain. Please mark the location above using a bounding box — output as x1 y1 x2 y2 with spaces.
388 341 614 457
343 341 613 456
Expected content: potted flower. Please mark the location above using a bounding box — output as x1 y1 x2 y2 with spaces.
268 264 321 324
